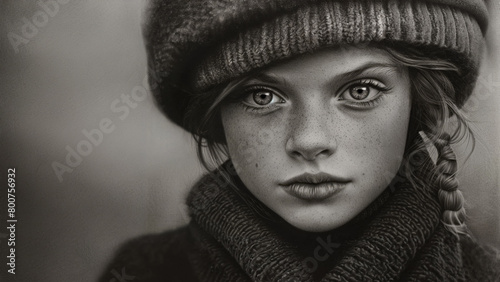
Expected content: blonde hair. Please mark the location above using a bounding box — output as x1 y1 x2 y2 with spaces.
384 47 473 235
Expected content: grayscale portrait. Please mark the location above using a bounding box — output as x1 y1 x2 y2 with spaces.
1 0 500 281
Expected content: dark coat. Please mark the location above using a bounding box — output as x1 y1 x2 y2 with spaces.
100 158 500 281
99 225 500 282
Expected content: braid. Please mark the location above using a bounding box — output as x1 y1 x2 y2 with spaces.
433 133 468 235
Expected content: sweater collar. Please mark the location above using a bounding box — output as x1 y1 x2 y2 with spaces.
187 148 464 281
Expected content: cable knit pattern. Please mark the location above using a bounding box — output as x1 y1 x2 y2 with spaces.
100 148 500 281
144 0 488 130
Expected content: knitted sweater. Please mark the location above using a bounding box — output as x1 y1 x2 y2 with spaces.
100 156 500 281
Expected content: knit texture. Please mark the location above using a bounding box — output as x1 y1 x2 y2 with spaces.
194 1 483 92
100 149 500 281
185 154 459 281
144 0 488 130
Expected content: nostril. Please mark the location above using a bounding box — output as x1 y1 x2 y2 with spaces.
313 149 333 160
291 148 333 161
318 149 333 157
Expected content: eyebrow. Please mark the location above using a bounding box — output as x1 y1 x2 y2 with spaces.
248 62 400 88
335 62 400 82
248 72 290 86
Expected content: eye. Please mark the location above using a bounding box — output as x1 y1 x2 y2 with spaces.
241 86 286 109
338 79 390 108
349 85 371 100
253 91 275 105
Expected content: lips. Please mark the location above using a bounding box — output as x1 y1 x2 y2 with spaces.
280 172 349 201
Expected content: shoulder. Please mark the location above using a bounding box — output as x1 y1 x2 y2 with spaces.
460 235 500 281
99 225 197 282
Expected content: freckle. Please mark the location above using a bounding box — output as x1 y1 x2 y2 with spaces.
255 163 258 168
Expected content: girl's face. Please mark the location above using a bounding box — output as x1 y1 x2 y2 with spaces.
220 46 411 232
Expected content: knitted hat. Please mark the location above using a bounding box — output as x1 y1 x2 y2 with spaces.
144 0 488 130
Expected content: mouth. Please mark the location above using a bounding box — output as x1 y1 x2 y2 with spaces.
280 172 350 201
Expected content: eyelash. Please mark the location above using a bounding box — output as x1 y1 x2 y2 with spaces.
238 86 285 113
235 78 392 112
339 79 392 109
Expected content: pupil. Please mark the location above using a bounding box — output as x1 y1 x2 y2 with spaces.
254 91 273 105
350 86 369 100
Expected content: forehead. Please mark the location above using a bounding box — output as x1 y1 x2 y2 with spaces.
255 46 399 83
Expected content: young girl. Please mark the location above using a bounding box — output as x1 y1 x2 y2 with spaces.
101 0 500 281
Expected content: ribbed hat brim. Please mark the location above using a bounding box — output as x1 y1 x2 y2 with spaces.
145 0 487 129
194 0 483 99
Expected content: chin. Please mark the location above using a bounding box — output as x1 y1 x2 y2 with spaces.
282 212 353 233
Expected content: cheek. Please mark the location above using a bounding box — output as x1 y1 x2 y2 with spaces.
346 95 412 181
221 107 281 180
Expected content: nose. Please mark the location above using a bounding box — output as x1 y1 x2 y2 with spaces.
285 104 337 161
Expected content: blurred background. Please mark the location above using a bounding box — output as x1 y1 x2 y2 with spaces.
0 1 499 281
